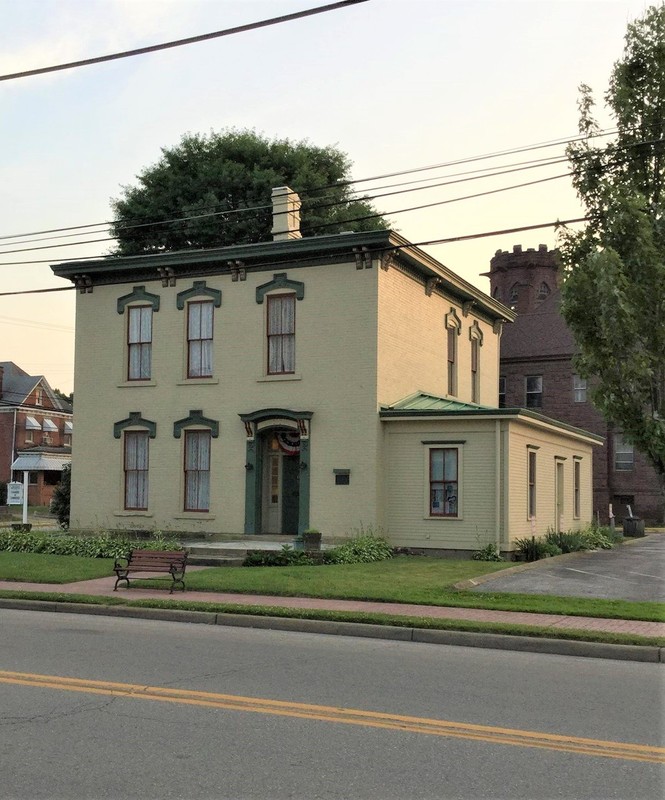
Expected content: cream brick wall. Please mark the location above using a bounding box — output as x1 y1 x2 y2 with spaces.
71 260 385 536
377 265 500 406
70 247 556 548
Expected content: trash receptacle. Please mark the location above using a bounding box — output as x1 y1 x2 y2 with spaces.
622 517 645 537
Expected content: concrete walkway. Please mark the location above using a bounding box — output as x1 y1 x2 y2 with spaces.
1 574 663 639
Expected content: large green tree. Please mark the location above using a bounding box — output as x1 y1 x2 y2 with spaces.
110 129 388 254
559 5 665 506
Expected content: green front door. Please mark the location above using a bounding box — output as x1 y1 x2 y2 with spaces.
281 454 300 535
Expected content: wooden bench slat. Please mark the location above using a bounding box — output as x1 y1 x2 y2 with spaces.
113 548 187 593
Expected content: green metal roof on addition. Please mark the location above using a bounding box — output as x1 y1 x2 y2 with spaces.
382 392 493 413
380 392 604 445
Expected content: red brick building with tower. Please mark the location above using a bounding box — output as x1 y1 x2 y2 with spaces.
487 245 662 523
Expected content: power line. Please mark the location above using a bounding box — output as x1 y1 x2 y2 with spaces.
0 215 588 297
0 127 621 242
1 155 567 249
0 157 570 256
0 315 74 332
307 173 570 233
0 0 368 82
0 286 74 297
0 171 570 266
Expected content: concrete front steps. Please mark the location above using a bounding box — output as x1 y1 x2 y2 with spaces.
185 547 248 567
183 536 301 567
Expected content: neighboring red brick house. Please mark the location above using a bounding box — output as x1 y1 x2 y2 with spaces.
487 245 662 524
0 362 72 506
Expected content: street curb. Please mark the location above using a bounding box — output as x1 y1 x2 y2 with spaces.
0 597 662 664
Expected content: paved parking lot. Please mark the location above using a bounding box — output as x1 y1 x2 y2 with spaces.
473 534 665 602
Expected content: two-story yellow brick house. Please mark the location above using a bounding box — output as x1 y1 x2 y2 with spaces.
52 188 601 555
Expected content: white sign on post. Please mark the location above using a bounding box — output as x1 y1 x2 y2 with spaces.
7 482 23 505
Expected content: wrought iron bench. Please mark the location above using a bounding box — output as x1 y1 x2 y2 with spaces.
113 549 187 593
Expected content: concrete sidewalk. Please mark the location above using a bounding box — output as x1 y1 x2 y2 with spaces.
1 574 663 639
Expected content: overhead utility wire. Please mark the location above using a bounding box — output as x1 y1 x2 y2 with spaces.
0 0 368 82
3 132 658 262
4 155 569 249
0 126 621 241
0 158 570 256
0 216 589 299
310 129 621 190
0 171 571 266
307 173 571 232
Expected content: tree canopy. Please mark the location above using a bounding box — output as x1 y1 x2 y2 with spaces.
559 5 665 496
110 129 388 254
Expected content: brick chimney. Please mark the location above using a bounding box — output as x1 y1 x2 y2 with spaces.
271 186 302 241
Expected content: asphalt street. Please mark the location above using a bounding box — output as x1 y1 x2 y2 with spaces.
1 609 663 800
473 535 665 601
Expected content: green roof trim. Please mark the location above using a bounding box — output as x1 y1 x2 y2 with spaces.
383 391 491 413
50 229 514 324
380 392 603 444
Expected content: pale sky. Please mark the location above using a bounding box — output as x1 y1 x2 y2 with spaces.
1 0 652 394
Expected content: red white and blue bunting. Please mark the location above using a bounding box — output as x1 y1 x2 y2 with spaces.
276 431 300 455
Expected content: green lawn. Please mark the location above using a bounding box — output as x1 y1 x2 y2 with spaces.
0 552 113 583
1 551 663 623
182 556 664 621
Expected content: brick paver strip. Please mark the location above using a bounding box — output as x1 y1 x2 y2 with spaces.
1 578 663 638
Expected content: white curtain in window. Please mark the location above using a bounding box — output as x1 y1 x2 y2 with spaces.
125 432 149 509
188 302 213 377
268 295 295 373
185 431 211 510
128 307 152 379
128 307 151 343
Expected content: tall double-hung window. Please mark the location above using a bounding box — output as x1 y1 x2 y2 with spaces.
527 448 537 519
187 301 214 378
267 294 296 375
127 306 152 380
445 309 461 397
447 329 457 396
470 339 479 403
469 321 483 404
429 448 459 517
124 431 149 510
185 430 211 511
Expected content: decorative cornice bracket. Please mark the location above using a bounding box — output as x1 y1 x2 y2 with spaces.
158 266 176 287
74 274 93 294
228 260 247 282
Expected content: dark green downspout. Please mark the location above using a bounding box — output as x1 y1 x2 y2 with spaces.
298 437 310 535
244 438 260 535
